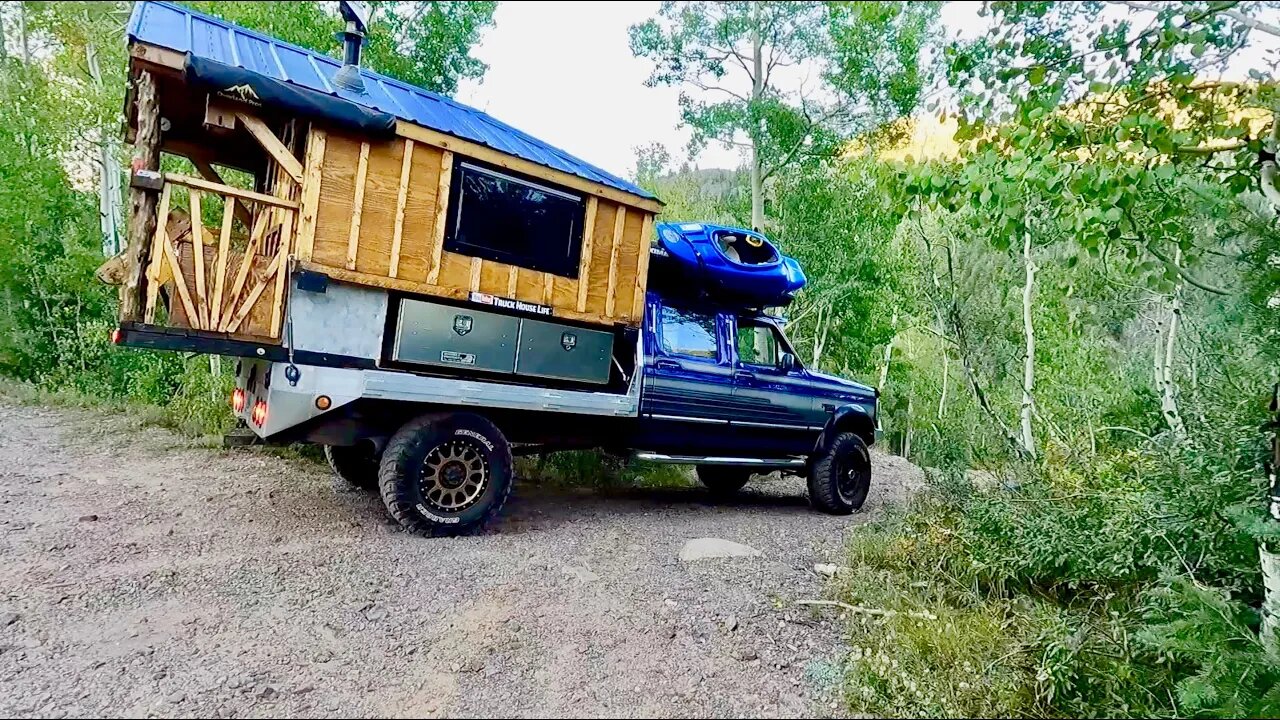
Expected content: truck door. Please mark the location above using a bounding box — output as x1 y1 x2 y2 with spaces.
637 300 737 449
729 316 823 454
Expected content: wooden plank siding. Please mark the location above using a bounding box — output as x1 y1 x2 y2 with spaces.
300 126 656 327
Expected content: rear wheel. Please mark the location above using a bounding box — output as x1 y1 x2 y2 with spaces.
324 441 381 491
378 413 513 537
807 432 871 514
696 465 752 497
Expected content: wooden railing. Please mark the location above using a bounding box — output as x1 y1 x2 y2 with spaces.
143 173 297 339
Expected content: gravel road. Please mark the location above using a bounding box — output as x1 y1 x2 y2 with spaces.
0 400 922 718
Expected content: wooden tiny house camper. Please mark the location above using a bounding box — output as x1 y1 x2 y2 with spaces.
114 2 660 355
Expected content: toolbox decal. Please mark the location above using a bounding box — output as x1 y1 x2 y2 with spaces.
440 350 477 365
469 291 553 317
561 332 577 351
452 314 473 336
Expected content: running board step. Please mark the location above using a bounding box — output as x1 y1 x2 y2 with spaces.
632 452 806 468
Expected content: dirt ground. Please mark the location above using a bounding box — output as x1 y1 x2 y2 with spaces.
0 400 922 718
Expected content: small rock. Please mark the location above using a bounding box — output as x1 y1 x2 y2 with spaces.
153 670 168 680
294 685 314 695
0 612 18 627
312 650 334 664
533 669 550 684
814 563 851 578
226 677 243 690
363 607 386 622
678 538 762 562
166 691 186 704
723 616 739 632
256 685 278 700
729 646 759 662
78 515 99 523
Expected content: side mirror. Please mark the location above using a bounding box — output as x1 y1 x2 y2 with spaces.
779 352 798 372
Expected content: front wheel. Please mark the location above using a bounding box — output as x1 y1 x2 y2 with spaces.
807 432 871 515
378 413 514 537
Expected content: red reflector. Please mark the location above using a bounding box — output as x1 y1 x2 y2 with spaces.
231 388 245 413
110 328 122 344
251 400 267 427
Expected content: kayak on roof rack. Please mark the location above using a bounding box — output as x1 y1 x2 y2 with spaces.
648 222 807 308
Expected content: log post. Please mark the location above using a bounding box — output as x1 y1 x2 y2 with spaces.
121 70 161 322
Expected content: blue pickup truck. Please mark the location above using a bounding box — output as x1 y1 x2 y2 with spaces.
231 280 879 537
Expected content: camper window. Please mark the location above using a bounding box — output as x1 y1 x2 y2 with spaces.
444 161 585 278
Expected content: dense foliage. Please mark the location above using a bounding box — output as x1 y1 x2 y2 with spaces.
633 1 1280 716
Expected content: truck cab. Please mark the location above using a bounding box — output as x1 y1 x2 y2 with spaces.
636 293 876 459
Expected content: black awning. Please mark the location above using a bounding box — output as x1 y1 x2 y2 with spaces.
185 54 396 137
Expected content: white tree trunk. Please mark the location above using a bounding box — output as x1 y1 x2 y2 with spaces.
1019 232 1037 459
19 2 29 63
938 348 949 420
1156 249 1188 440
811 301 831 367
87 41 124 257
1262 111 1280 210
878 312 897 391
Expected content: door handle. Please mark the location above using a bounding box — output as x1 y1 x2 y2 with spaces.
734 370 755 381
655 359 681 371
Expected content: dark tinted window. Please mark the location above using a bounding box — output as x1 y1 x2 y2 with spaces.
736 321 780 366
445 162 584 278
659 306 718 360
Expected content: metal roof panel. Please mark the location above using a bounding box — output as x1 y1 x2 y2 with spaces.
126 1 657 201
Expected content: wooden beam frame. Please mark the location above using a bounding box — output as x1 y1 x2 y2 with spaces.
469 257 483 292
605 207 626 316
226 253 283 334
129 42 184 72
396 121 663 214
189 189 209 328
164 174 299 209
576 198 598 313
268 211 295 338
237 113 304 184
346 142 371 270
426 150 454 284
143 183 172 322
293 127 326 262
210 199 234 329
219 214 268 332
388 139 415 278
632 213 654 321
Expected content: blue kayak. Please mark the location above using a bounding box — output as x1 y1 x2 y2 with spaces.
649 222 807 307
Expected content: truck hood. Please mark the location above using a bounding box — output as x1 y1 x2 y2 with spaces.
807 370 877 401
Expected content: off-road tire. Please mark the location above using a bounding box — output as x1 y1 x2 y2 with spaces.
378 413 513 537
324 441 381 491
696 465 752 497
807 432 871 515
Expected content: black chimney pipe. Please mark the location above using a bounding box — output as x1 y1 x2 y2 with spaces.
334 1 369 94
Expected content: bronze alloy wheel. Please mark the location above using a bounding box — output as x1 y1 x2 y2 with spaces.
418 438 489 512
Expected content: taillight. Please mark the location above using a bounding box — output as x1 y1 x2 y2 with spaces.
231 388 246 413
110 328 122 344
251 399 268 427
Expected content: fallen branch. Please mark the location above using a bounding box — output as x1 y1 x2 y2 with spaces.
797 599 938 621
